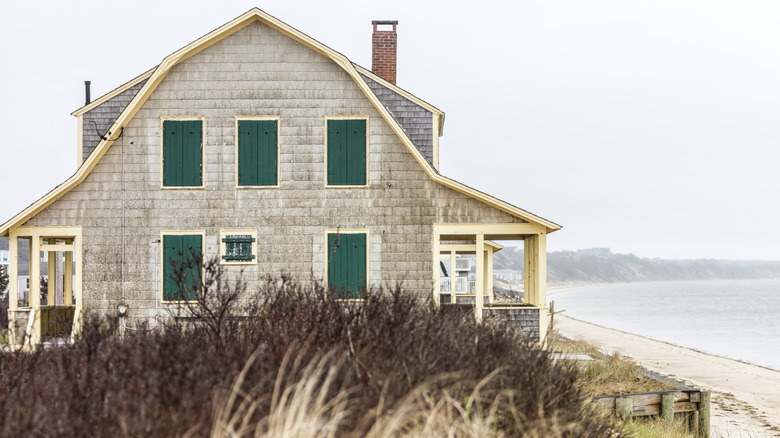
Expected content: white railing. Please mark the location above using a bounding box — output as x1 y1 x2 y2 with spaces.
439 277 476 294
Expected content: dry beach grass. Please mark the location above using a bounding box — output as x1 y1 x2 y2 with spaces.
0 274 624 437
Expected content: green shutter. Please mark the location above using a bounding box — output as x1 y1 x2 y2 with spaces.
163 120 202 187
222 235 256 261
327 119 366 186
163 234 202 301
238 120 278 186
328 233 367 299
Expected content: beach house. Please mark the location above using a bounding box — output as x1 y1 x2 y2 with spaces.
0 8 560 348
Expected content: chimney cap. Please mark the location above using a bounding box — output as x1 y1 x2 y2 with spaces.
372 20 398 25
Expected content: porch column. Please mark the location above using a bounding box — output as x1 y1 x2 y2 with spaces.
537 232 548 342
432 229 440 305
8 237 17 311
64 252 73 306
486 248 494 304
30 237 41 346
538 232 547 309
449 250 456 303
524 233 547 306
475 234 484 322
47 239 56 306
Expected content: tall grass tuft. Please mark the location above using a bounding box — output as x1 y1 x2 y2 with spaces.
0 274 625 437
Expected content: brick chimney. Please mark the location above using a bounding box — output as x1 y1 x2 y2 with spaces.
372 20 398 85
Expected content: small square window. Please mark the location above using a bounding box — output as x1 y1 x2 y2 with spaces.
220 230 258 265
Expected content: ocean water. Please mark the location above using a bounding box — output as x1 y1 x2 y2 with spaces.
550 279 780 371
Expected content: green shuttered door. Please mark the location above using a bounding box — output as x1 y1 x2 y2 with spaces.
238 120 278 186
163 234 203 301
163 120 202 187
327 233 367 299
327 119 366 185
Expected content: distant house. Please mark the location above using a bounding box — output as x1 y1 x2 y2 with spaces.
0 9 559 348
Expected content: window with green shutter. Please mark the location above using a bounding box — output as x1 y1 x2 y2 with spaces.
327 232 367 299
163 120 203 187
238 119 278 186
162 234 203 302
327 119 367 186
222 234 256 262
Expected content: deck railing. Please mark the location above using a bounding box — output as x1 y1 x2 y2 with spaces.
439 277 475 294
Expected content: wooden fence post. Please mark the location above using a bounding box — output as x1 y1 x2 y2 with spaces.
661 393 675 423
548 300 555 339
698 391 711 438
616 397 633 421
690 410 700 436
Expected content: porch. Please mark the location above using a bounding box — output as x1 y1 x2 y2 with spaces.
6 227 82 349
433 223 548 343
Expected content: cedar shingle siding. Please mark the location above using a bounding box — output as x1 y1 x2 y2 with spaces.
81 80 148 163
361 74 434 166
26 21 520 319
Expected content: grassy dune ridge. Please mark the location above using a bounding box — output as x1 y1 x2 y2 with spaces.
0 273 623 437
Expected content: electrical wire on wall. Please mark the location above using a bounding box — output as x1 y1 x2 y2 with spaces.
115 135 158 333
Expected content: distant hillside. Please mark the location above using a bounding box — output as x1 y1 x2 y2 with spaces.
494 247 780 283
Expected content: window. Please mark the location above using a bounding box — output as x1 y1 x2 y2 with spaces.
220 230 257 265
237 118 278 187
326 118 367 186
162 233 203 302
162 119 203 187
327 232 367 299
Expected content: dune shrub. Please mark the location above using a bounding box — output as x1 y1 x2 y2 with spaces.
0 273 622 437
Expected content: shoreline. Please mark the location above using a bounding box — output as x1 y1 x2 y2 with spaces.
546 281 780 372
554 314 780 436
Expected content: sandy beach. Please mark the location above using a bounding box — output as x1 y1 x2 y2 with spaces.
553 313 780 437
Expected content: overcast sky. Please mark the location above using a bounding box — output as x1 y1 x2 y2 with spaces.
1 1 779 260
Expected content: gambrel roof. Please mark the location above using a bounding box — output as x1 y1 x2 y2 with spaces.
0 8 560 237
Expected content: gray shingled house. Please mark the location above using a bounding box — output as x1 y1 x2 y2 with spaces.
0 9 560 348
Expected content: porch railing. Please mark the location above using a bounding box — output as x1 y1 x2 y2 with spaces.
439 277 475 294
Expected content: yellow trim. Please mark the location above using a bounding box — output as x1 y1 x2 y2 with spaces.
438 241 503 254
352 64 445 135
7 226 83 347
71 67 156 116
432 115 440 171
324 116 370 188
219 229 258 265
160 117 206 189
159 230 206 303
8 236 18 311
234 116 281 189
435 223 546 237
324 229 370 297
0 7 560 238
76 115 83 168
